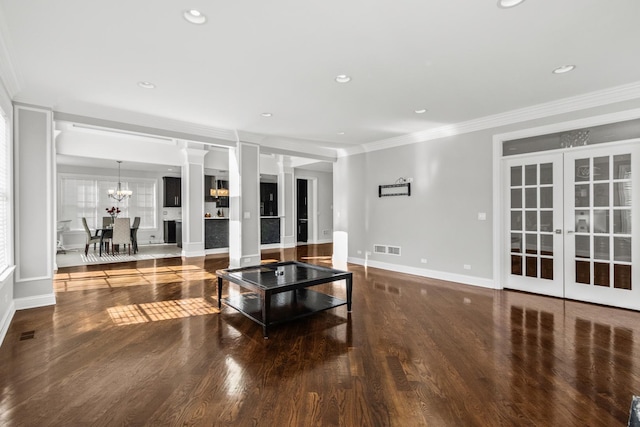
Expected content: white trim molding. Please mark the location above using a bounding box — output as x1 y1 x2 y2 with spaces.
0 299 16 347
347 257 497 289
341 81 640 157
14 293 56 310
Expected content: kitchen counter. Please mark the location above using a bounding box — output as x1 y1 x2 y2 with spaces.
205 217 228 220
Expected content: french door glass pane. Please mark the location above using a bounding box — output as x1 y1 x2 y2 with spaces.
593 156 610 181
593 210 609 233
511 166 522 186
613 210 632 234
511 211 522 230
614 183 632 206
614 237 632 262
525 188 537 208
575 184 590 207
511 189 522 208
575 158 590 181
526 234 537 254
594 236 610 260
525 212 537 231
511 233 522 253
540 211 553 232
575 235 590 259
575 210 590 233
525 165 537 185
613 154 631 179
594 183 609 206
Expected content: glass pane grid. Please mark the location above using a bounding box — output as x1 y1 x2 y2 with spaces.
510 162 554 280
573 154 632 291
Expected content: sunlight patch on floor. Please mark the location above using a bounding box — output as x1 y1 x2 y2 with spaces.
107 298 219 325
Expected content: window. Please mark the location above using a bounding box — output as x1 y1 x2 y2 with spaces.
0 107 8 273
59 174 157 231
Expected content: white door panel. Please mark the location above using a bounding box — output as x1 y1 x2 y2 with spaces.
504 153 564 297
563 143 639 310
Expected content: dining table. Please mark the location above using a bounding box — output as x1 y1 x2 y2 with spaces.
96 226 138 256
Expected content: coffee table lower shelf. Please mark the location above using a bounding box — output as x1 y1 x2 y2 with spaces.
222 289 347 335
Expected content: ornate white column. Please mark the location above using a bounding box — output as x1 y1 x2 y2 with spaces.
278 156 296 248
13 104 56 308
228 141 260 268
180 146 207 257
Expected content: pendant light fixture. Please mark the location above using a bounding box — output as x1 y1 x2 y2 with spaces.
107 161 133 201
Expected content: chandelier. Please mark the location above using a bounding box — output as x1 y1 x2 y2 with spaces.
107 161 133 202
210 179 229 197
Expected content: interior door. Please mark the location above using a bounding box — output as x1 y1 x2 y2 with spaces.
504 153 565 297
563 143 639 310
297 179 308 242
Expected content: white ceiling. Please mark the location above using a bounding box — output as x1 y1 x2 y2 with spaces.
1 0 639 155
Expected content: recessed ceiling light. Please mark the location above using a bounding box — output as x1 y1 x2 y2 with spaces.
414 109 427 114
261 112 273 117
184 9 207 24
335 75 352 83
337 132 345 135
497 0 526 8
552 65 576 74
137 81 155 89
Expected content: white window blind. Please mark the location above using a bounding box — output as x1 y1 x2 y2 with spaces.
59 175 157 231
0 107 8 273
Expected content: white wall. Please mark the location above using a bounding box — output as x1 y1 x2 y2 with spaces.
337 98 640 288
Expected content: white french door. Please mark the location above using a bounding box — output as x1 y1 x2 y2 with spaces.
504 141 640 310
504 153 565 298
563 143 639 309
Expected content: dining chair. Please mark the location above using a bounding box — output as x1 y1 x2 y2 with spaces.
111 217 132 255
131 216 141 254
81 217 101 256
102 216 113 228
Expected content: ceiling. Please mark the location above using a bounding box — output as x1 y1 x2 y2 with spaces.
1 0 639 156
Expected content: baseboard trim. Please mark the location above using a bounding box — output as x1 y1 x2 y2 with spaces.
0 300 16 348
346 257 497 289
14 293 56 311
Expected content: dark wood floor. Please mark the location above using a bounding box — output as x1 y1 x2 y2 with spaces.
1 244 639 426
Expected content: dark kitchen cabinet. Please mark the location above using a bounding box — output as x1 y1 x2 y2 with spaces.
260 182 278 216
163 177 181 207
164 220 176 243
205 219 229 249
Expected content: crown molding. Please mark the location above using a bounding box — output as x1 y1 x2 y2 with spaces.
237 130 337 161
340 81 640 157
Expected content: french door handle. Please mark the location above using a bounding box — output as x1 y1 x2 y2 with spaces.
555 229 562 234
567 230 575 234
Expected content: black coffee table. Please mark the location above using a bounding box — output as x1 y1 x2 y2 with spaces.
216 261 353 338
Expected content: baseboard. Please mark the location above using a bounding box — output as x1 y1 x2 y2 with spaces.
14 293 57 311
311 238 333 244
346 257 497 289
0 300 16 348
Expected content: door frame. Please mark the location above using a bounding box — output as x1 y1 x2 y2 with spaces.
295 175 319 244
493 108 640 291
